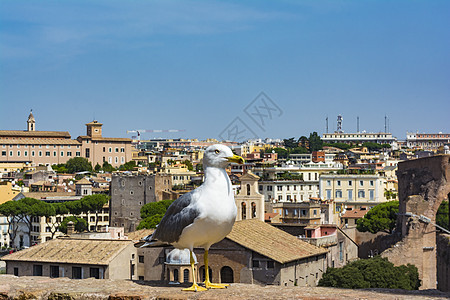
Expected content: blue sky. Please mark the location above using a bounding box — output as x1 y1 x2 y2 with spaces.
1 0 449 141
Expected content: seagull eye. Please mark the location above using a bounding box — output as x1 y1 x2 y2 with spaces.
215 150 220 154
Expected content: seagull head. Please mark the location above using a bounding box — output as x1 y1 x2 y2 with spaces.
203 144 245 168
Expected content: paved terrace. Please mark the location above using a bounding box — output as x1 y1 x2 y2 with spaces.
0 275 449 300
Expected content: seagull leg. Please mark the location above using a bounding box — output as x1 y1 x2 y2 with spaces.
203 249 229 289
183 250 207 292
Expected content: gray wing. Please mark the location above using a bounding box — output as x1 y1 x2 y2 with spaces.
148 190 201 244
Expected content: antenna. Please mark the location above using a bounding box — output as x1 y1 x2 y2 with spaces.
384 115 387 133
326 116 328 133
357 116 359 133
337 115 343 133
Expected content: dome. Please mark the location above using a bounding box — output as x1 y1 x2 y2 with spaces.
166 248 196 265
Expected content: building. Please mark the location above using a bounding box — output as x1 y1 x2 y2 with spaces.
133 219 328 286
2 237 136 279
322 132 397 149
406 132 450 151
319 173 386 213
77 120 133 168
0 112 132 168
271 200 321 225
235 171 264 222
109 173 172 232
10 179 110 247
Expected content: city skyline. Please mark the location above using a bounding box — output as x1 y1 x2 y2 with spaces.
1 1 449 141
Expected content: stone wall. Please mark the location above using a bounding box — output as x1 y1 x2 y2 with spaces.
437 233 450 292
0 275 448 299
381 155 450 290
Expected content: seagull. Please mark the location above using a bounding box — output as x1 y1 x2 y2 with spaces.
140 144 244 291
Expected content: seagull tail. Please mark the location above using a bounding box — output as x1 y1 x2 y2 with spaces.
135 239 169 248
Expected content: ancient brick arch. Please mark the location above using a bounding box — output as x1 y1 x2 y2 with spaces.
382 154 450 290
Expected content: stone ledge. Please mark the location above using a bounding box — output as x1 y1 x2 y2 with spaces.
0 275 449 300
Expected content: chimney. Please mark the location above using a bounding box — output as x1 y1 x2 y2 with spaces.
67 221 75 235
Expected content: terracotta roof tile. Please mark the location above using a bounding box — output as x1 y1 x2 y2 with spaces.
341 209 368 219
226 219 327 264
1 238 133 265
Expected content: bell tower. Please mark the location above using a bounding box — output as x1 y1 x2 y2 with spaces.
27 110 36 131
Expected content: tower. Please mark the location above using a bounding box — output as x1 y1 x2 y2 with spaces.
86 120 103 138
27 110 35 131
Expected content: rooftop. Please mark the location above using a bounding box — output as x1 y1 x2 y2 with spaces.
1 238 133 265
227 219 327 264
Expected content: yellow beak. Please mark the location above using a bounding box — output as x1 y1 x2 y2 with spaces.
227 154 245 164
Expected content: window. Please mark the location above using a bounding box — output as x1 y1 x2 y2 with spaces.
9 151 13 156
313 209 317 216
50 266 59 278
109 147 112 153
115 157 118 163
121 157 125 163
76 151 81 156
326 189 331 200
339 242 344 261
67 151 72 157
358 190 365 198
33 265 43 276
220 266 234 283
1 151 6 156
252 260 260 268
183 269 190 283
121 148 125 152
45 151 50 156
335 190 342 198
17 151 21 157
348 190 353 200
24 151 28 156
89 267 100 279
359 180 364 187
85 148 90 158
369 190 374 200
241 202 246 219
277 185 282 191
14 267 19 276
278 195 282 201
139 255 144 263
348 181 352 186
370 180 374 186
72 266 82 279
53 151 57 157
115 147 119 153
337 180 341 186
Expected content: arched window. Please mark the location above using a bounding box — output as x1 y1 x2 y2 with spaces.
251 202 257 218
241 202 247 220
220 266 234 283
173 268 179 282
246 184 251 196
183 269 190 283
199 266 212 282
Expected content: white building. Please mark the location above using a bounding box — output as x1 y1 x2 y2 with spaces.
319 173 387 213
322 132 397 150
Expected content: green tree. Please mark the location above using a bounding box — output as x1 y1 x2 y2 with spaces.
52 164 68 173
270 147 289 159
326 142 352 150
64 200 84 216
94 163 102 172
356 201 399 234
137 214 165 230
319 256 420 290
102 161 115 173
119 161 136 171
290 147 308 154
308 132 323 152
59 216 88 234
80 194 110 231
0 200 23 248
183 160 194 171
66 157 92 174
16 197 50 245
436 200 449 230
138 200 175 229
283 137 298 149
